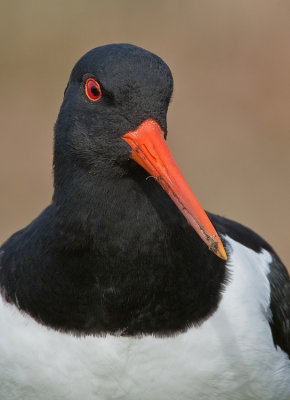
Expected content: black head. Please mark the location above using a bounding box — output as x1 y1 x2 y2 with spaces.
53 43 227 260
54 44 173 182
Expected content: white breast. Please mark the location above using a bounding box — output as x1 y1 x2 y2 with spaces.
0 236 289 400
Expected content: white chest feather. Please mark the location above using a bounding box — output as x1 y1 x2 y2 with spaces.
0 237 289 400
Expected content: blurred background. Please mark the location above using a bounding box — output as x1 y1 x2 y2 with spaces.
0 0 289 269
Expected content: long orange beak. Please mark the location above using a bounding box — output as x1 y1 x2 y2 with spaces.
122 119 227 260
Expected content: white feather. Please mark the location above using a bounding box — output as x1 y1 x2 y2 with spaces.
0 236 289 400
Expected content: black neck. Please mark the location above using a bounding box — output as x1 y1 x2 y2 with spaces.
0 164 227 336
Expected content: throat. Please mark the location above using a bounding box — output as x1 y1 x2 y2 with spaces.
0 170 227 336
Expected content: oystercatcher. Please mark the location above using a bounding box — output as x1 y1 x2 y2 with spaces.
0 44 289 400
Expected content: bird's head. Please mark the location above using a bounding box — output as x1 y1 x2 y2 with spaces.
54 44 172 168
54 43 227 260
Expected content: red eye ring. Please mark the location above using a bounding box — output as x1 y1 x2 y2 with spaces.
85 78 102 102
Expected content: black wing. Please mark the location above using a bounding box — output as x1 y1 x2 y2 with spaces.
209 212 290 358
268 253 290 357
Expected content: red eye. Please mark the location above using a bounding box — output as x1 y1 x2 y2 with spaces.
85 78 102 101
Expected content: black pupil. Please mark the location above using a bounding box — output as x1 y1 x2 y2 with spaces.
91 85 99 97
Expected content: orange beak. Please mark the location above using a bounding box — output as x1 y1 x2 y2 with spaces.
122 119 227 260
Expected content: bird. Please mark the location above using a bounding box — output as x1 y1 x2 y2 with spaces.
0 43 289 400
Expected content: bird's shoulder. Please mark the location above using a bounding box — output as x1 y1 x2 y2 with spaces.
209 212 290 358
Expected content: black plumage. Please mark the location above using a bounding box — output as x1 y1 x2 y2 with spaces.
0 44 289 356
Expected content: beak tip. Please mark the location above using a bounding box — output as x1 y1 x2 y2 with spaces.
214 245 228 261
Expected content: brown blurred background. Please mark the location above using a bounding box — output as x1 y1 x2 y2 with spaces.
0 0 289 269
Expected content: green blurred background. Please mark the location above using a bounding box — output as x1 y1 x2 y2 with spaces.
0 0 289 269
